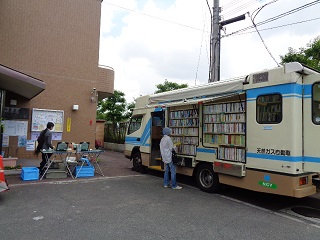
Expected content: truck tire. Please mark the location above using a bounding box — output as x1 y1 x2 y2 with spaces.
132 152 146 173
195 163 220 193
132 152 141 172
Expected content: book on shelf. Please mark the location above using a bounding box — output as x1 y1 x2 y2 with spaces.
204 102 245 114
203 123 245 134
218 146 245 163
204 113 245 123
203 134 245 146
170 109 199 119
169 118 199 127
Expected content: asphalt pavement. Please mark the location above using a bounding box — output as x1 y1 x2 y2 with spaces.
1 150 320 239
4 150 140 186
1 164 320 239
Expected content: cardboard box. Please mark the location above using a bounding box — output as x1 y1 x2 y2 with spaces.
21 167 39 181
74 166 94 178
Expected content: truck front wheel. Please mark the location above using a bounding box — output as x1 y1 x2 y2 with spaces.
132 152 146 173
195 163 220 193
132 152 142 172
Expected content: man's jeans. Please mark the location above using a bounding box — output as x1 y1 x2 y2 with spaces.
164 161 177 188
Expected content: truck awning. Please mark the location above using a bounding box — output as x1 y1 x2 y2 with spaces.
0 64 46 99
149 77 245 104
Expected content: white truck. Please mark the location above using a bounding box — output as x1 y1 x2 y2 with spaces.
124 62 320 198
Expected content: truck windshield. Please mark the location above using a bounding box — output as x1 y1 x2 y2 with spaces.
128 115 143 134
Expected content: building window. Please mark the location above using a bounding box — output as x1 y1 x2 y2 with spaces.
256 94 282 124
127 115 143 134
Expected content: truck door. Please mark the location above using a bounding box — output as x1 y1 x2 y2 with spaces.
303 77 320 172
149 110 165 170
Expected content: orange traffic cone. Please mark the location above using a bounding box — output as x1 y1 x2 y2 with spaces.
0 155 9 192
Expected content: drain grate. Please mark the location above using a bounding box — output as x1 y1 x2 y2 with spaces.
291 207 320 219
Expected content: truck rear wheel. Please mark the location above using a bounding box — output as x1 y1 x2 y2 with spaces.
195 163 220 193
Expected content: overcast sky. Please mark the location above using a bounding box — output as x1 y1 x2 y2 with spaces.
99 0 320 103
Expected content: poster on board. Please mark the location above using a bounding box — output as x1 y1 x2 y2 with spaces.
26 140 36 151
2 120 28 136
31 108 64 132
30 132 62 141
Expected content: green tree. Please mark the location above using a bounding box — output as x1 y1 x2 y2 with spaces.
280 36 320 71
155 79 188 93
125 101 135 119
97 90 131 123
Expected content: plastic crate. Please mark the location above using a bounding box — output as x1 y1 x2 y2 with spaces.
21 167 39 181
74 166 94 178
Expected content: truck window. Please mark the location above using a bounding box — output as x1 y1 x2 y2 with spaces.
256 94 282 124
127 115 143 134
312 82 320 124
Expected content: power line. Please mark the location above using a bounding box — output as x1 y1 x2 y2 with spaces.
225 16 320 37
223 0 320 38
254 0 319 27
104 1 208 33
222 0 249 9
250 13 280 66
222 0 260 18
251 0 279 23
195 3 208 85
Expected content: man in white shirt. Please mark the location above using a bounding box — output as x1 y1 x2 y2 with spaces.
160 127 182 189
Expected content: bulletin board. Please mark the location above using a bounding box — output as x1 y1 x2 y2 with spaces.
2 120 28 136
31 108 64 132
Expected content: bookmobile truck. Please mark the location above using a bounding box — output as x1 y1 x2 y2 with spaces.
124 62 320 198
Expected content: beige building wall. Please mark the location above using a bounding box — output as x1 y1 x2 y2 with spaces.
0 0 114 158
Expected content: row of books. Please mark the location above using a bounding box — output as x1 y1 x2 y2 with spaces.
257 104 281 112
218 147 246 163
203 113 245 123
172 136 198 145
204 102 245 114
203 123 245 134
258 94 281 103
172 127 199 136
169 118 199 127
170 109 199 119
257 112 282 122
203 134 245 146
176 145 197 155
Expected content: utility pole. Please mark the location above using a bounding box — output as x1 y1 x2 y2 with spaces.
209 1 246 82
210 0 220 83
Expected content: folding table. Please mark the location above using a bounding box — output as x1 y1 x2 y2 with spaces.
39 150 74 180
76 149 104 177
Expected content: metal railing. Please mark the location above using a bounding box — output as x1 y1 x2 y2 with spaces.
104 122 129 144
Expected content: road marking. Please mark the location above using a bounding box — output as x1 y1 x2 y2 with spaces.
219 194 320 227
33 216 44 221
279 207 320 225
8 175 144 187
